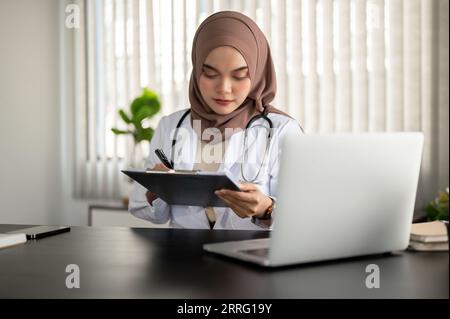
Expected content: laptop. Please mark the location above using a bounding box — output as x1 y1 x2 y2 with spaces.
203 133 424 267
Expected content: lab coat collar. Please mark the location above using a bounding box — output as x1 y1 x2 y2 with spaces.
222 131 245 172
172 112 196 171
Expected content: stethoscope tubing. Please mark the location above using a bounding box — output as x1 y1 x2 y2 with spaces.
170 109 273 183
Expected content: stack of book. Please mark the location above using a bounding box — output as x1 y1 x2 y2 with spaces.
409 221 449 251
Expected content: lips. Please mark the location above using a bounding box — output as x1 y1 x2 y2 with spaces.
213 98 234 106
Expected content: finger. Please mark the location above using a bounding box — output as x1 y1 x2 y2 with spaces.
217 195 241 214
216 189 257 204
218 194 255 217
153 163 170 171
217 182 256 195
217 195 249 218
239 183 258 192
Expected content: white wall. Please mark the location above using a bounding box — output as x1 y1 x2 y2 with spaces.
0 0 63 225
0 0 121 227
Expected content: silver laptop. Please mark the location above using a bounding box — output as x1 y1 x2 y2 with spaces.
203 133 424 267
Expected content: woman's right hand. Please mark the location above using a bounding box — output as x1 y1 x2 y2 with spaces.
151 163 171 172
145 163 170 205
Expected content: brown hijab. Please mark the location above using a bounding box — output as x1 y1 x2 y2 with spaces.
189 11 289 139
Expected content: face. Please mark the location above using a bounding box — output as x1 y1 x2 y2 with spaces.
198 46 251 115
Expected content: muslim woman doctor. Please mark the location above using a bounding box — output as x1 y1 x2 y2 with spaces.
128 11 302 230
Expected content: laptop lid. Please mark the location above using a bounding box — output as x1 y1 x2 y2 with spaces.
268 133 424 266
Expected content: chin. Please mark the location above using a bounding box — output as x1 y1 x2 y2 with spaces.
209 102 239 115
212 108 233 115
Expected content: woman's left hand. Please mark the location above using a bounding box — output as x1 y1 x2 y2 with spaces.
215 183 272 218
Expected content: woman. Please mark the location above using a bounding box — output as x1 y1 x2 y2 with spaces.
129 11 302 230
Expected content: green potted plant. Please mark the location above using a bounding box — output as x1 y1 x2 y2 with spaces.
425 187 449 221
111 87 161 169
111 88 161 206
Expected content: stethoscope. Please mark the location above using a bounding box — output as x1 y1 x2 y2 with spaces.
170 109 274 183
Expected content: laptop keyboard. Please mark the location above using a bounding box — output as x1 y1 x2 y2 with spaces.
240 248 270 258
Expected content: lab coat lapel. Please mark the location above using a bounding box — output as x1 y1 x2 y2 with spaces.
221 130 245 172
172 113 197 170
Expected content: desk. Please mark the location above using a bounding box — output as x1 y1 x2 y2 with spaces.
0 224 448 298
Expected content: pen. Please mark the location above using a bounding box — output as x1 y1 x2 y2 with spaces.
155 149 174 169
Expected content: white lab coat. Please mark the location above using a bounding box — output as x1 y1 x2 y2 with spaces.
129 109 302 230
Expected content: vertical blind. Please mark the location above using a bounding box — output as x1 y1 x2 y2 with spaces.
71 0 449 213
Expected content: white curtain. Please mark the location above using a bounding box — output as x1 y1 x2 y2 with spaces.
70 0 449 214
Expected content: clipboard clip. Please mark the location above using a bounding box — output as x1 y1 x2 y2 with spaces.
145 168 201 174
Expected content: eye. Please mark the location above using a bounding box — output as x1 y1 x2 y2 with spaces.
232 71 249 80
202 68 219 78
203 72 218 79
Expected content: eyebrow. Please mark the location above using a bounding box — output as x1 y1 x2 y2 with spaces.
202 64 248 73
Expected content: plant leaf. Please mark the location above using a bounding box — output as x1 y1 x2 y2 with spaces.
134 106 158 125
130 88 161 120
118 109 132 124
136 127 154 143
111 128 129 135
438 191 449 203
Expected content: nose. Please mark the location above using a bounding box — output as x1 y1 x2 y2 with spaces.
216 77 232 94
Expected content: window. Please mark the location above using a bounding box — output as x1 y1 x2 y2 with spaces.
69 0 448 212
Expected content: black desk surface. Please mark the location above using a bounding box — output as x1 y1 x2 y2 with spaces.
0 224 448 298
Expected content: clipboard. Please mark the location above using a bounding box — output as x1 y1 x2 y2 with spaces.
122 169 241 207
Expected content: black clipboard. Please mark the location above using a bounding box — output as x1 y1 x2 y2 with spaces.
122 169 241 207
